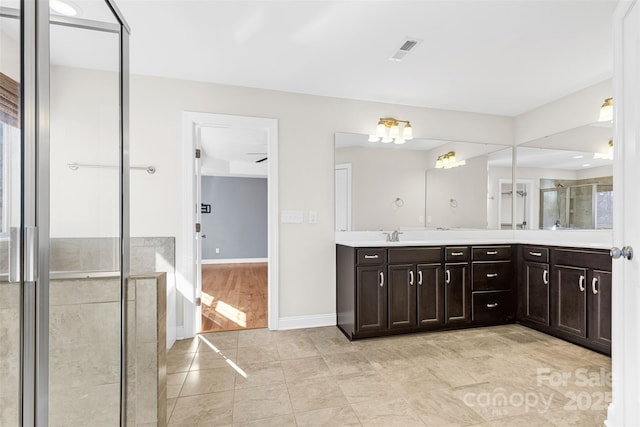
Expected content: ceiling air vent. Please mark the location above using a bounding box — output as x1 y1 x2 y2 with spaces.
389 38 423 62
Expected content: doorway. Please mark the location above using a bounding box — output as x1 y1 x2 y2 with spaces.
182 113 278 336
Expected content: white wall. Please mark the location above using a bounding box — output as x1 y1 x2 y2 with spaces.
50 66 120 238
515 79 612 145
334 146 430 231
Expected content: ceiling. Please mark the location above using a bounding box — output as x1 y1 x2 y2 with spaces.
115 0 616 117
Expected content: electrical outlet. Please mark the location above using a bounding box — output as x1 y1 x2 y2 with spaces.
419 215 424 223
308 211 318 224
215 248 220 254
427 216 432 224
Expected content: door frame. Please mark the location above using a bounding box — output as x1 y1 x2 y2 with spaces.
181 112 278 336
607 0 640 424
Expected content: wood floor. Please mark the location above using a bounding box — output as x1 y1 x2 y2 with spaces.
200 263 268 332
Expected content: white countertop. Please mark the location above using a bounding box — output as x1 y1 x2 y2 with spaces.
336 229 613 250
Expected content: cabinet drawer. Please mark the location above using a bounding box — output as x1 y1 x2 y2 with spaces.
552 248 611 271
472 262 512 291
473 246 511 261
472 291 512 323
445 246 469 262
523 246 549 263
357 249 387 265
388 247 440 264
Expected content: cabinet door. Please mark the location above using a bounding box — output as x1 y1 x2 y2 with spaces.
388 264 416 329
589 270 612 348
445 263 469 324
417 264 444 327
356 265 387 333
553 265 588 339
523 261 550 326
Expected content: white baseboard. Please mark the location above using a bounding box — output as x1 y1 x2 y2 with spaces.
202 258 268 265
277 313 336 330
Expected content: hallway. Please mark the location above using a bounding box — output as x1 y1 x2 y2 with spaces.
201 263 268 332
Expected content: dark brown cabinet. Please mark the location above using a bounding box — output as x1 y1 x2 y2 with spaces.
551 248 612 354
553 265 588 338
338 242 610 354
471 245 514 323
521 247 550 327
444 246 470 325
417 264 445 327
337 245 388 339
590 270 612 349
388 248 442 330
356 264 387 333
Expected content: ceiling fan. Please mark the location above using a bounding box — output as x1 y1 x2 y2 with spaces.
248 152 268 163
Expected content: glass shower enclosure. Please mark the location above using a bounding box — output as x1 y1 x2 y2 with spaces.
0 1 130 425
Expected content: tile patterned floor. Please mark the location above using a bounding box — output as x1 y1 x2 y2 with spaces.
166 324 611 426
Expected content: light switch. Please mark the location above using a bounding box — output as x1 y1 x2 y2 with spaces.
281 210 304 224
308 211 318 224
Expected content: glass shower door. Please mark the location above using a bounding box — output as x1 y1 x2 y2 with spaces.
0 4 22 425
48 8 122 424
1 1 130 424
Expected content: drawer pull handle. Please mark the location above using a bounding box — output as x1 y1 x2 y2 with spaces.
418 270 423 286
409 270 414 286
486 303 499 308
364 255 379 259
592 277 599 295
446 269 451 284
543 270 549 285
529 251 542 257
486 251 498 255
379 272 384 287
486 273 498 278
451 251 464 256
579 275 585 292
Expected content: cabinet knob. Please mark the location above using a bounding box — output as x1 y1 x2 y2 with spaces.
409 270 414 286
592 277 599 295
579 275 586 292
486 273 498 278
379 271 384 287
445 269 451 284
486 302 499 308
543 270 549 285
418 270 423 286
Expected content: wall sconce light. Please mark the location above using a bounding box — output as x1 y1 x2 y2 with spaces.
435 151 466 169
368 117 413 145
593 139 614 160
598 97 613 122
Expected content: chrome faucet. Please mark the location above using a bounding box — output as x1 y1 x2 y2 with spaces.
383 230 403 242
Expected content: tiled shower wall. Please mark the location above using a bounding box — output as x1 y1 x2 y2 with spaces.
0 237 173 426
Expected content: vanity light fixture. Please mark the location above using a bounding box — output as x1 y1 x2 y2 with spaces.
435 151 466 169
369 117 413 145
598 97 613 122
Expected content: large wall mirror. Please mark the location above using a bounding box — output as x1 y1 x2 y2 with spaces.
335 132 512 231
515 122 613 230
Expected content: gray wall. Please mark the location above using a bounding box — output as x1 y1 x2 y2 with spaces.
201 176 267 260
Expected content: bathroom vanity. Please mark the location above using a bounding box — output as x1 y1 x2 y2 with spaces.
336 239 611 355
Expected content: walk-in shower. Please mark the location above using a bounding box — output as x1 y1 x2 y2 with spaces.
0 1 131 425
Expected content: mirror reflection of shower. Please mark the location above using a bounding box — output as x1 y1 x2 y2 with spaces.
540 178 613 230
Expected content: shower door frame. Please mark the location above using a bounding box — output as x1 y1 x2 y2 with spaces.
13 1 131 425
